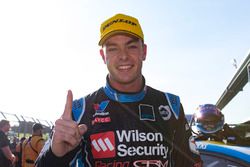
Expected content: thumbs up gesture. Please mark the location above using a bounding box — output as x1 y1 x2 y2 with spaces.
51 90 87 157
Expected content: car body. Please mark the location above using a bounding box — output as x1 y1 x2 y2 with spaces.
196 140 250 167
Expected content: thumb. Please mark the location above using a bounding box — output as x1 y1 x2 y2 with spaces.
78 124 88 135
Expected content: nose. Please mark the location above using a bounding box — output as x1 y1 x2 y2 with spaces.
119 47 129 60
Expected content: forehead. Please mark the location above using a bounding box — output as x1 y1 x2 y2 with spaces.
4 123 10 127
103 33 140 46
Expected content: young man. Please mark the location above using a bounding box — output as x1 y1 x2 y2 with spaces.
36 13 202 167
0 119 16 167
22 123 45 167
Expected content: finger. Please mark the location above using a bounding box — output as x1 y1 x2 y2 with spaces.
53 129 75 145
55 119 78 132
62 90 73 120
54 122 83 144
78 124 88 135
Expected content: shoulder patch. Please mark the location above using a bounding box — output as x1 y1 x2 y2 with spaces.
72 97 86 123
165 92 181 119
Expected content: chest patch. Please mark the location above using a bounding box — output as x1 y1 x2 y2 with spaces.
139 104 155 121
92 100 111 125
158 105 172 121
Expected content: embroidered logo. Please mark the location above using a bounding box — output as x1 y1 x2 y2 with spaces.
139 104 155 121
92 100 111 125
90 131 116 159
158 105 172 121
93 100 109 112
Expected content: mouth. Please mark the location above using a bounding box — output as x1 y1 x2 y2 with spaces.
117 65 133 70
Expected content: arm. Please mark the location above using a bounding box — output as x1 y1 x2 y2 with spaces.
35 90 87 167
1 145 16 164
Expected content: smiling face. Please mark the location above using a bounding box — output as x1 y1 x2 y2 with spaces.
100 34 147 92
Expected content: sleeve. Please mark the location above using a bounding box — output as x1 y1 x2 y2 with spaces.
35 138 82 167
0 132 9 147
172 104 202 167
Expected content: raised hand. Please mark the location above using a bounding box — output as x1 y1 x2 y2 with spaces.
51 90 87 157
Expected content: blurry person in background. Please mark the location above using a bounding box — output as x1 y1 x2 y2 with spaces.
0 119 16 167
15 137 26 167
10 137 18 156
22 123 45 167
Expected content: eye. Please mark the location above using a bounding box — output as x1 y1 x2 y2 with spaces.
107 46 118 52
128 44 138 49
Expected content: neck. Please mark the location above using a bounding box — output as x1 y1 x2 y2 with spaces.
32 134 42 137
104 76 147 102
108 75 144 93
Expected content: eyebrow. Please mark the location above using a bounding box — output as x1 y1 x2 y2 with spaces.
105 38 140 47
126 38 140 45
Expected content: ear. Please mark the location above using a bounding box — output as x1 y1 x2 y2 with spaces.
99 49 106 64
142 44 147 61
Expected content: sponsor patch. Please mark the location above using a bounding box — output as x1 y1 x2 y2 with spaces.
92 100 111 125
95 160 130 167
90 131 116 159
116 130 168 158
91 130 169 160
158 105 172 121
92 117 111 125
93 100 109 112
139 104 155 121
133 160 168 167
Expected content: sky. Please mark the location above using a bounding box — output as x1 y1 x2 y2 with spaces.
0 0 250 125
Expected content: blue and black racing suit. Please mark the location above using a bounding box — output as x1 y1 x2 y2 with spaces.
36 77 202 167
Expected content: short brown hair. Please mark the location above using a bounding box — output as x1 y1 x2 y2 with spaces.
0 119 10 128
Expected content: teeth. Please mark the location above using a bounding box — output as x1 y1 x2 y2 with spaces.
118 65 131 70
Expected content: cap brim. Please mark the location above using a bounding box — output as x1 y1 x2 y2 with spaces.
98 30 143 46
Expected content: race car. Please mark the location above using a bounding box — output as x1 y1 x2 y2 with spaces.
188 104 250 167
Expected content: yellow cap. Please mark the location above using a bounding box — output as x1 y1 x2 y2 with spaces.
99 13 144 46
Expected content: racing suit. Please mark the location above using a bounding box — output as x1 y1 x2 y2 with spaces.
36 77 202 167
